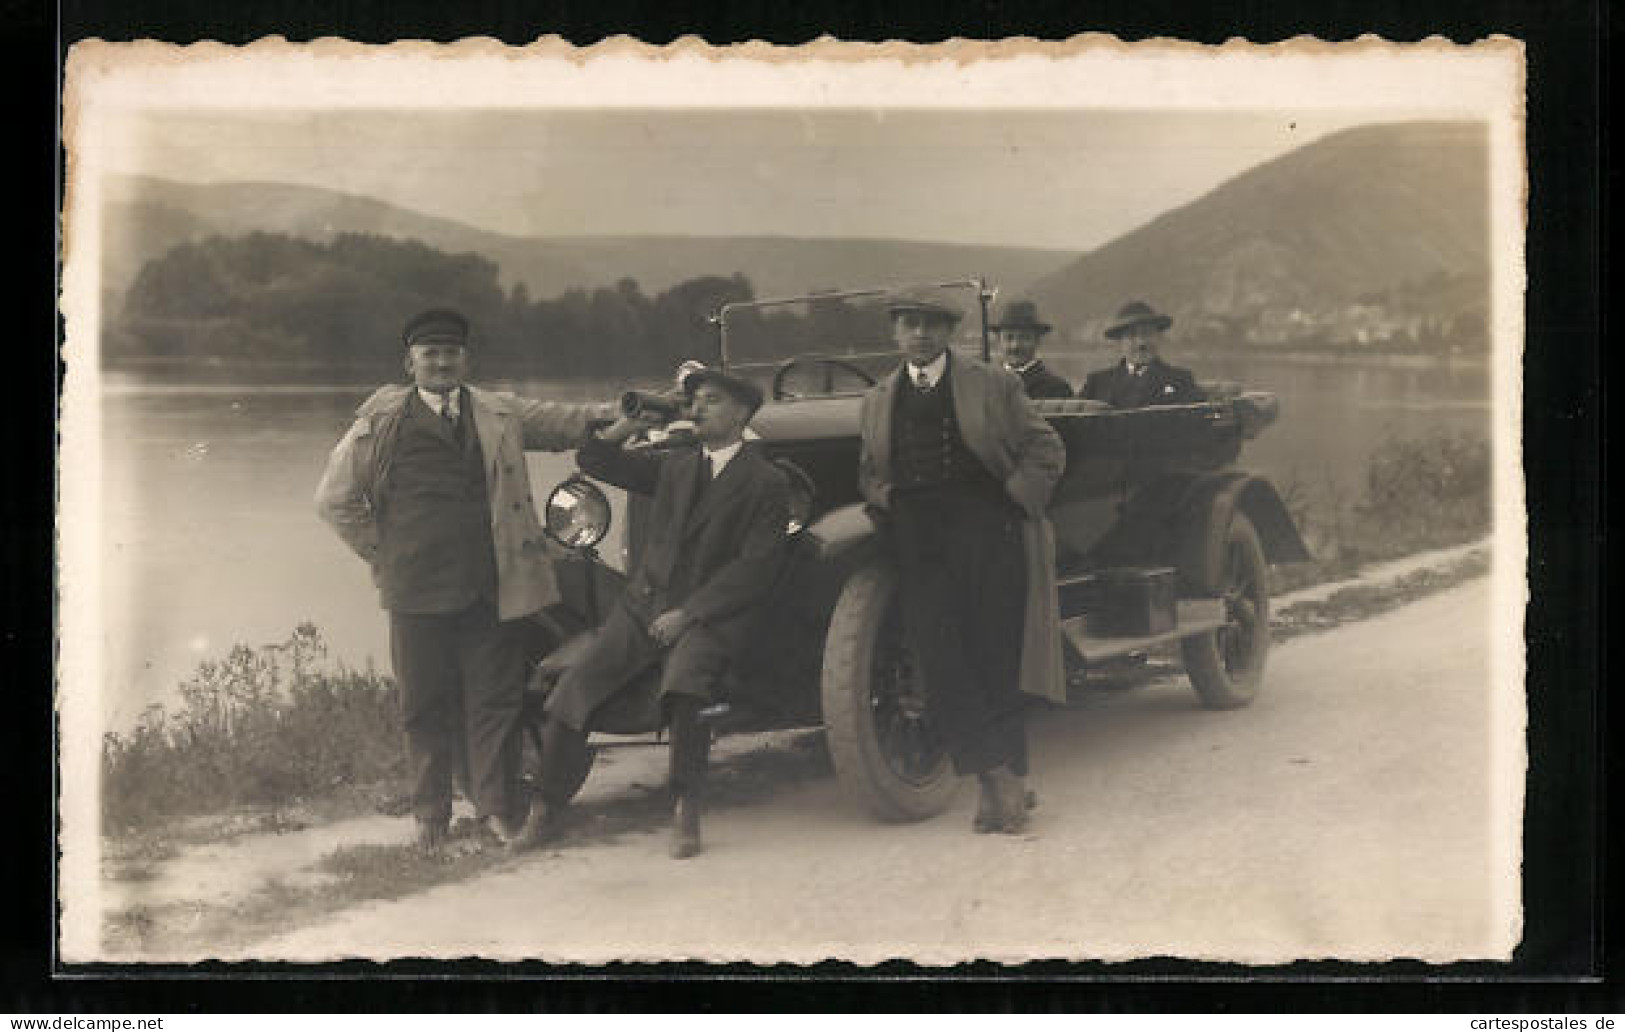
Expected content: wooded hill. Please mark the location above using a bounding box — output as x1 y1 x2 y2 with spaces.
102 175 1077 305
1027 121 1491 350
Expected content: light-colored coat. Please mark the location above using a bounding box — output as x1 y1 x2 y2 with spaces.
315 383 616 621
858 354 1068 705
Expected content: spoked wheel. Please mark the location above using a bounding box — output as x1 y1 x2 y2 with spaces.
821 563 959 821
1181 513 1271 709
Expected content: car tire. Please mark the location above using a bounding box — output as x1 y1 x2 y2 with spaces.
1181 512 1270 709
821 563 960 822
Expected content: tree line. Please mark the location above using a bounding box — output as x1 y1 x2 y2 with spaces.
106 231 773 382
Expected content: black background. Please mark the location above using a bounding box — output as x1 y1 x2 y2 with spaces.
8 0 1609 1012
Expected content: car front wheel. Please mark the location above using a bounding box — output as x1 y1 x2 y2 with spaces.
1181 512 1271 709
821 563 960 821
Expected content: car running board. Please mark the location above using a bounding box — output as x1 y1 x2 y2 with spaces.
1059 599 1227 663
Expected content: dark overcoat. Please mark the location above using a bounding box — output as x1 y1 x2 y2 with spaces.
544 434 791 728
858 354 1068 705
1080 358 1204 409
580 434 790 634
1013 360 1075 400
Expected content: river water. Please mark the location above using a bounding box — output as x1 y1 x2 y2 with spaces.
92 353 1491 730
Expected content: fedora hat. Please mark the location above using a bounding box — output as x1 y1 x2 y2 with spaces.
884 285 965 324
1104 300 1173 340
990 299 1051 336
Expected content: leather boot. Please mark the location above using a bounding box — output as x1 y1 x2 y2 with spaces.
670 794 702 859
510 799 569 852
414 817 448 852
988 766 1031 835
973 773 999 834
667 697 708 859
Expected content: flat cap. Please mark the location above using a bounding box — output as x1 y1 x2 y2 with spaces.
402 308 471 348
884 285 965 324
682 367 766 416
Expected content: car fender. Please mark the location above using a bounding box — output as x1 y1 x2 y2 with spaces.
1175 473 1312 588
545 554 628 628
805 502 883 566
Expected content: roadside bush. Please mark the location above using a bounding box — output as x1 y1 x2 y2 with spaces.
1275 429 1492 591
100 624 403 831
1352 429 1492 555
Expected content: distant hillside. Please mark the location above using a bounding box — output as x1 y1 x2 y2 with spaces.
101 176 1077 303
1027 121 1491 349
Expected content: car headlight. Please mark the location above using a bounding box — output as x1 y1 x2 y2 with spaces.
543 476 613 549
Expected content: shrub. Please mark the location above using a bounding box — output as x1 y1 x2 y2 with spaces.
1352 429 1492 555
1273 429 1492 592
100 624 403 831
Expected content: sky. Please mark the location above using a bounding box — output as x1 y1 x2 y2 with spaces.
107 108 1399 251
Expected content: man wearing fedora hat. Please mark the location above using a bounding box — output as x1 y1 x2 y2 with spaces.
521 367 790 858
857 285 1067 834
1081 300 1204 409
316 308 618 852
992 299 1073 400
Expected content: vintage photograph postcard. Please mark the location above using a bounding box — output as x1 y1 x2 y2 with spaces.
59 36 1526 965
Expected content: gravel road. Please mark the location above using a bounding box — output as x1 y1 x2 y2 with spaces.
251 575 1518 964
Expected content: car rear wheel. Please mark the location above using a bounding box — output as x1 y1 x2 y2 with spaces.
1181 513 1270 709
821 563 959 821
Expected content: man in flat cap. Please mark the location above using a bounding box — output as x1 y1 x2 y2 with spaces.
315 308 617 851
857 285 1066 834
522 367 790 858
1080 300 1203 409
992 299 1073 400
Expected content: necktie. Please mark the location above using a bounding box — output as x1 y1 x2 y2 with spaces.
441 394 463 446
915 369 932 391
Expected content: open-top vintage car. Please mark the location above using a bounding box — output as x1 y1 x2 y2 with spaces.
522 280 1310 821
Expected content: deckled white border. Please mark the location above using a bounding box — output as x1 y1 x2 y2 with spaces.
60 35 1527 965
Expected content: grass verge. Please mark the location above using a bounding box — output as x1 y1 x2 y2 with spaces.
100 732 832 958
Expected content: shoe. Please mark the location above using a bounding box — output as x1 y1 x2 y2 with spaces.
987 767 1031 835
414 818 448 852
669 795 702 859
974 772 1037 833
481 811 526 848
509 802 569 853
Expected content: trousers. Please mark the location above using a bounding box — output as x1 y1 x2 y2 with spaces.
890 486 1029 777
539 603 730 805
542 601 731 732
540 695 711 806
389 600 526 824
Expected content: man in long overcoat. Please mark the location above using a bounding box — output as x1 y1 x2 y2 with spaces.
992 298 1074 400
1081 300 1204 408
858 286 1066 834
315 309 615 850
525 369 790 858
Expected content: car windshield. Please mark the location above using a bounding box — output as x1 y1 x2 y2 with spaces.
718 281 993 396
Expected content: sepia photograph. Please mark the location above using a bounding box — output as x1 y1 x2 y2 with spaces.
58 37 1526 966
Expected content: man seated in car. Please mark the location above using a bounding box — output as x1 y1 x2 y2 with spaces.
992 299 1073 400
519 368 790 859
1081 300 1204 408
